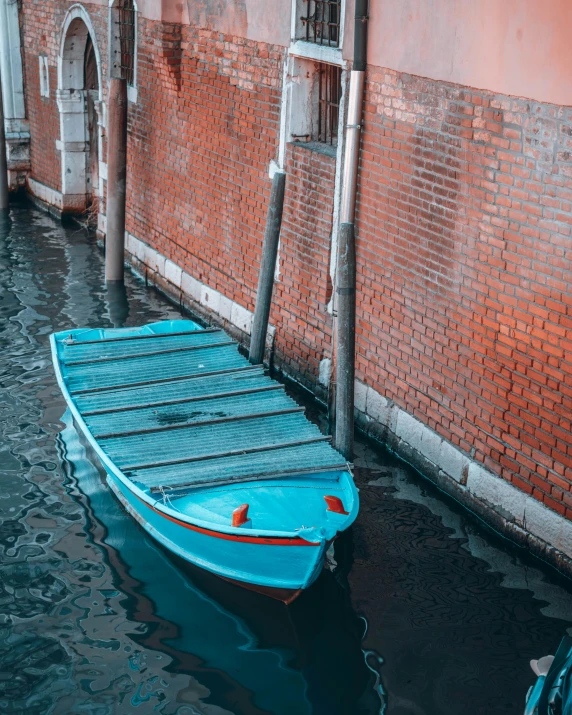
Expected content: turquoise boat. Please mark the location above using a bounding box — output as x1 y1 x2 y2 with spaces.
50 319 359 602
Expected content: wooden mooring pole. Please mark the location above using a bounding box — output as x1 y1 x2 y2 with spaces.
249 170 286 365
105 77 128 282
0 69 9 211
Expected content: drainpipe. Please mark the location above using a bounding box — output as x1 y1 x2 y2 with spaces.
249 170 286 365
334 0 368 460
0 71 8 210
105 77 128 282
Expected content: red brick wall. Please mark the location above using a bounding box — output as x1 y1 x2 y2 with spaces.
20 1 108 194
356 68 572 518
126 21 284 312
272 142 336 386
18 2 572 522
24 60 61 191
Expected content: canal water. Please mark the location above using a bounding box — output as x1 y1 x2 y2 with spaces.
0 203 571 715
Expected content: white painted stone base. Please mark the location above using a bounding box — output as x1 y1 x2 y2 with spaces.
27 177 64 210
6 119 30 187
124 231 275 345
354 378 572 564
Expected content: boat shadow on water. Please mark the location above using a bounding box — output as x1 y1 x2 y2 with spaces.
57 411 385 715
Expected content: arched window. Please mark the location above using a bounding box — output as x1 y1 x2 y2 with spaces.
111 0 136 89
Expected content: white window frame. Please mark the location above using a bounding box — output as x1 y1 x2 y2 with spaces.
290 0 345 65
278 0 347 163
270 0 348 292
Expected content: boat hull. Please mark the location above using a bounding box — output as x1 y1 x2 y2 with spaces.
50 320 358 603
107 472 328 600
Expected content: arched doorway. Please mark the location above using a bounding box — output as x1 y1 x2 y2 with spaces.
57 6 102 217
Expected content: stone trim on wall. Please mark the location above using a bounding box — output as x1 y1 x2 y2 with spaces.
354 378 572 575
27 175 89 214
27 177 63 210
124 230 275 346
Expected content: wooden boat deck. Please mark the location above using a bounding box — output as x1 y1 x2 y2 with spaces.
54 322 349 493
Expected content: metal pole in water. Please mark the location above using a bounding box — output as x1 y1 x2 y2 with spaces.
335 222 356 459
249 170 286 365
105 77 128 282
334 0 369 460
0 70 9 211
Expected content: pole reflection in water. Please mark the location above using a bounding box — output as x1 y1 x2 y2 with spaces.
56 412 380 715
106 280 130 328
0 209 11 237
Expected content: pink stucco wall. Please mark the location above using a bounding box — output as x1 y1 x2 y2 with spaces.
121 1 572 105
137 0 290 46
364 0 572 106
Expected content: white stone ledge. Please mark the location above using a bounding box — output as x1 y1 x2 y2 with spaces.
5 119 29 135
289 40 346 67
125 231 267 339
27 177 63 209
6 131 30 141
355 378 572 560
55 139 87 153
127 85 138 104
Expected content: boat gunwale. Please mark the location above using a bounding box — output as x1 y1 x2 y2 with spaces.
62 326 220 346
50 327 358 544
107 476 327 593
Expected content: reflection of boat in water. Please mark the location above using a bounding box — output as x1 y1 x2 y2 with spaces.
180 542 383 715
51 319 359 602
58 412 381 715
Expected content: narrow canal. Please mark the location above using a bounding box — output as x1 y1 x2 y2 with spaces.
1 204 571 715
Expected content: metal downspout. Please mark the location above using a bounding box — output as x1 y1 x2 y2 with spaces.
334 0 369 460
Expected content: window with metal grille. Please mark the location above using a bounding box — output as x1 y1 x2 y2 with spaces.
316 63 341 144
301 0 341 47
113 0 136 85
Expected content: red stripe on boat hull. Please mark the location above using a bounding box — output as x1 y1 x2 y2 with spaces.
132 489 320 546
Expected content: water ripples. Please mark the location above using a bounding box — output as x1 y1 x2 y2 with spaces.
0 205 570 714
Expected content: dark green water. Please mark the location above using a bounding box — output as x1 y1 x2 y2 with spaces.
0 204 570 715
